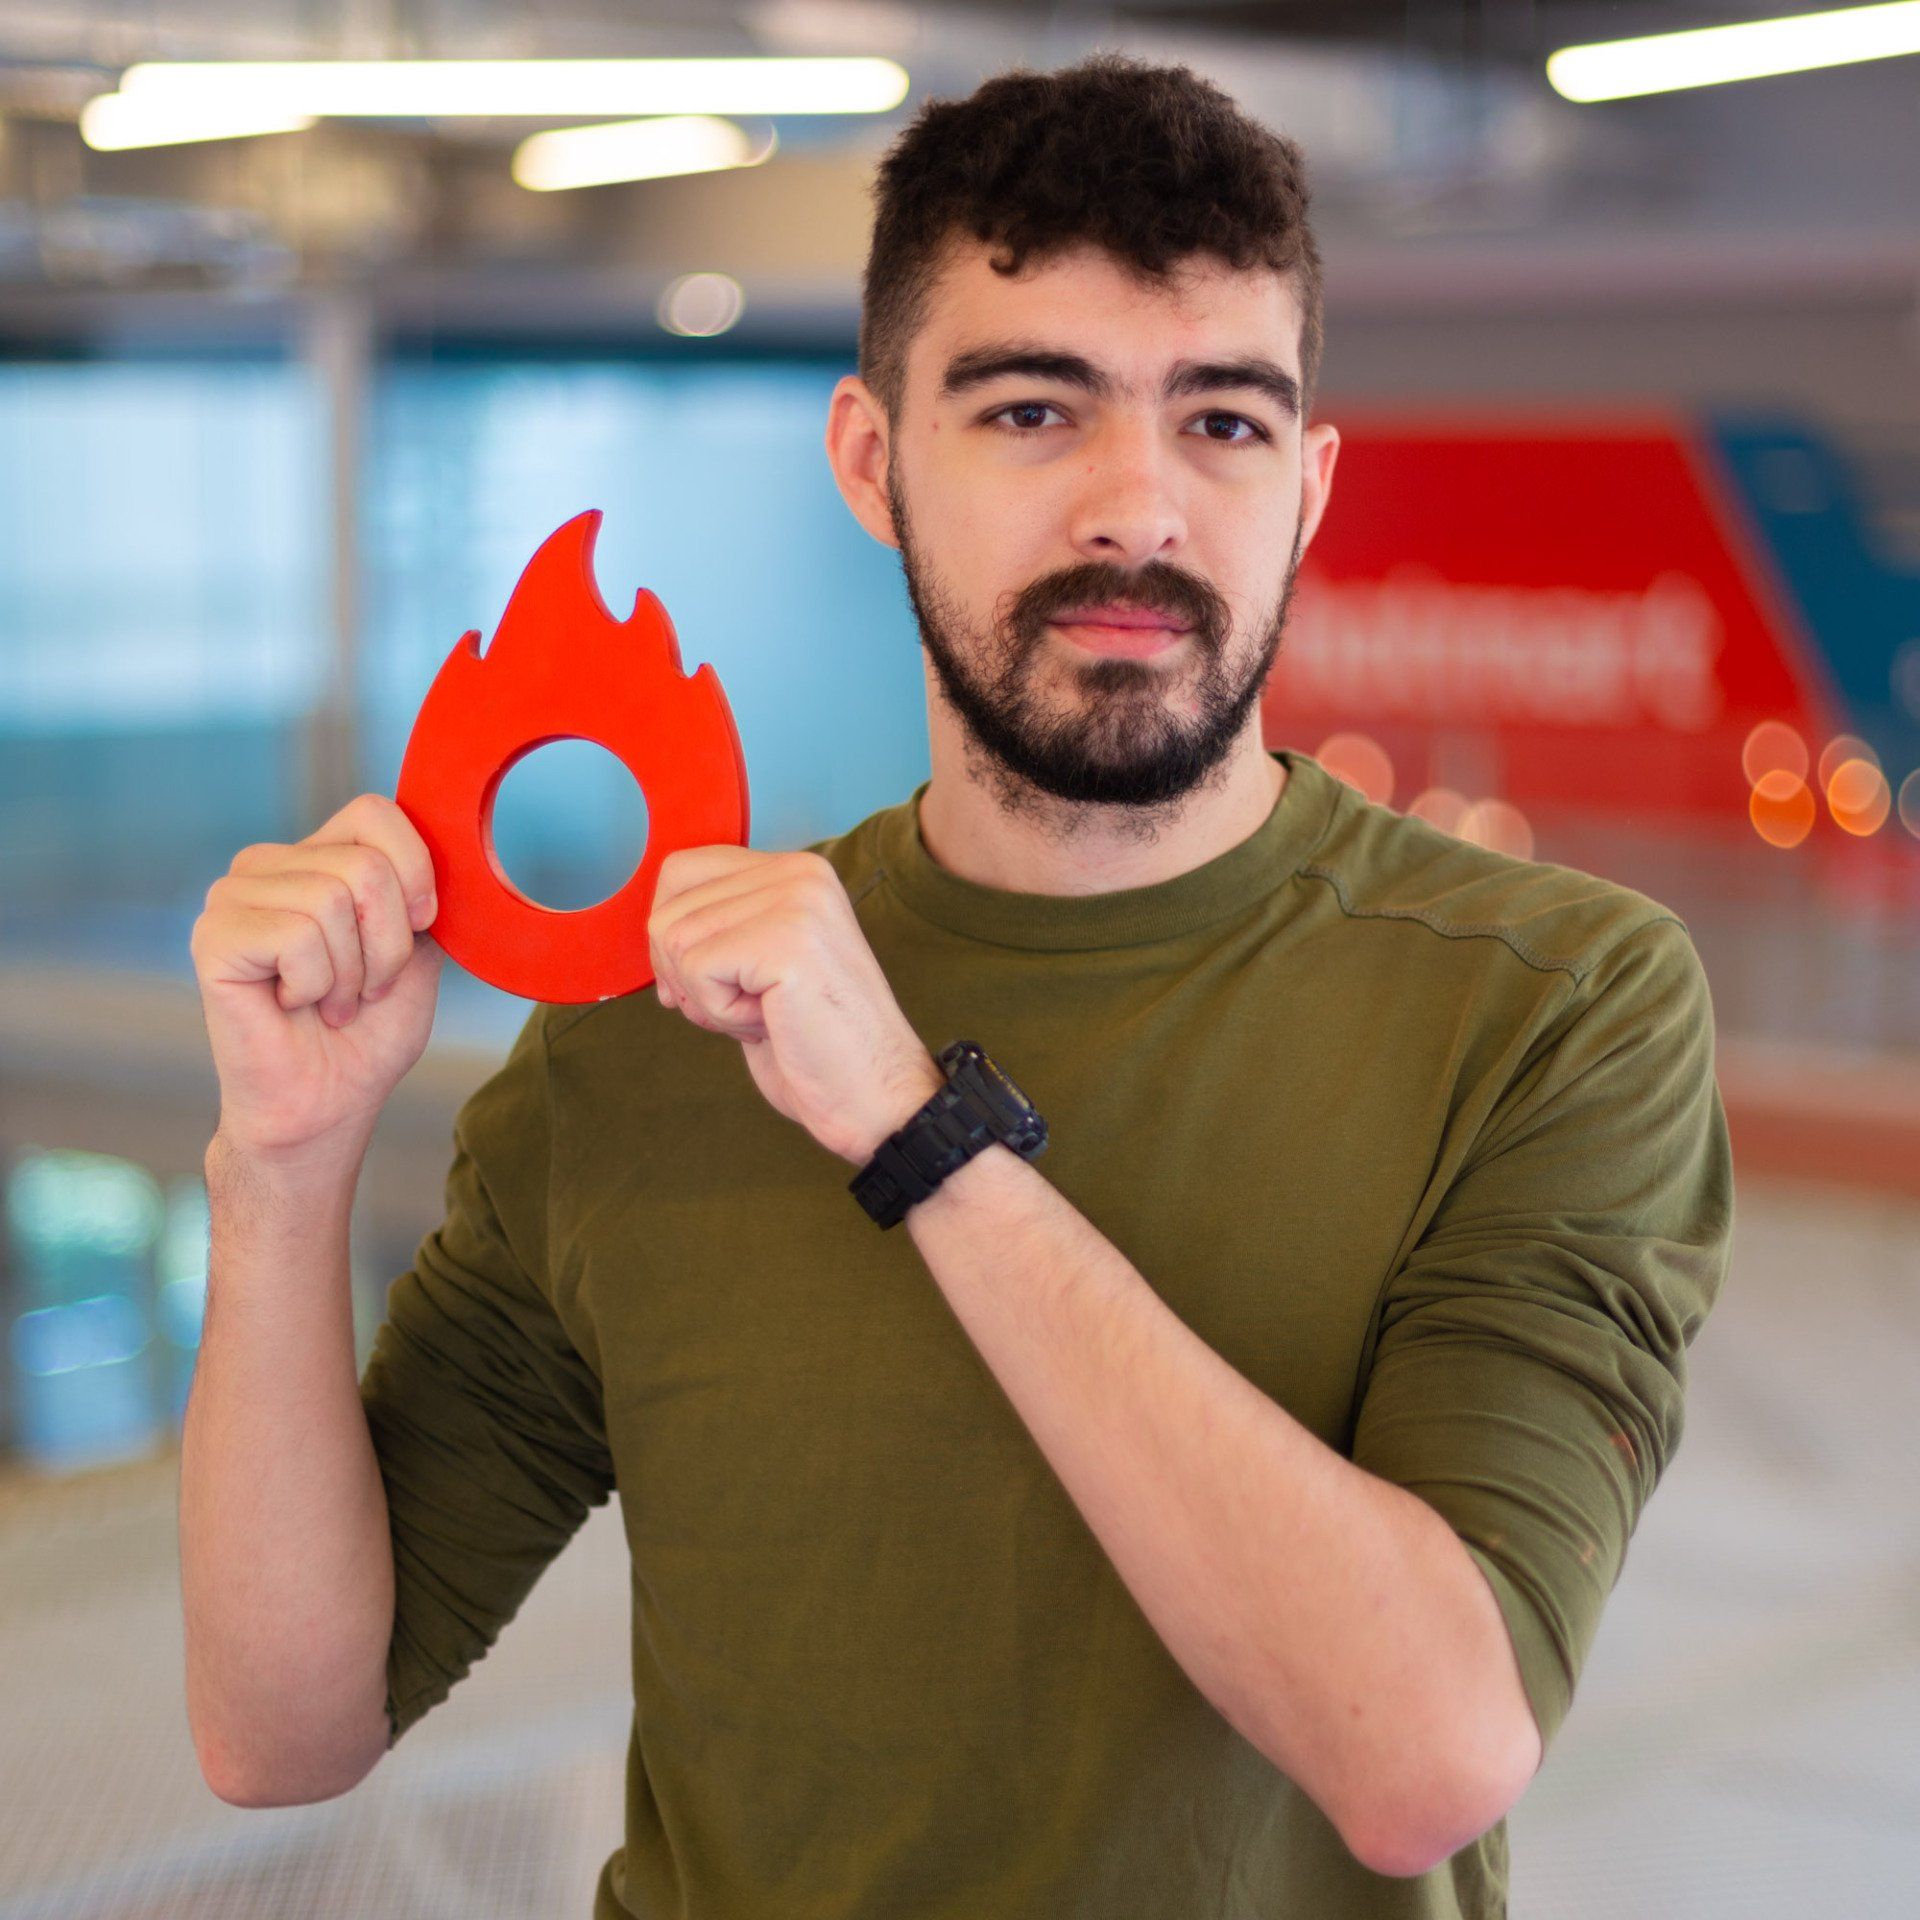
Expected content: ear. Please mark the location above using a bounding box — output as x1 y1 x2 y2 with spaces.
823 375 900 551
1296 419 1340 555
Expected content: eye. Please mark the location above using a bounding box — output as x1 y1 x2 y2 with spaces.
1189 411 1271 447
984 400 1067 433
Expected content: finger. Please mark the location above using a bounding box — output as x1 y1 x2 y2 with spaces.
651 887 807 982
652 844 778 915
194 891 343 1021
212 870 366 1020
232 840 416 1000
669 921 785 1040
648 933 736 1035
649 853 832 964
650 890 749 990
649 892 745 1016
301 793 439 922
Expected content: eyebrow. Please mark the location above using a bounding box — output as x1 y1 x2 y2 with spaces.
938 342 1301 421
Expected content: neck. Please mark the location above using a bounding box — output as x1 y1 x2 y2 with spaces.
915 736 1287 898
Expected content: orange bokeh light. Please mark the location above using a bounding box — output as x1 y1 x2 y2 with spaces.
1816 733 1878 794
1313 731 1395 806
1406 786 1469 833
1455 798 1534 859
1827 757 1891 836
1750 769 1815 848
1741 719 1808 788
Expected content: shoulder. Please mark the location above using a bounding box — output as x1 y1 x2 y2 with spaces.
799 802 897 914
1294 758 1689 989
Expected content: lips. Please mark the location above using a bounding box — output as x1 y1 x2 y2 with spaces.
1050 617 1188 660
1052 602 1190 631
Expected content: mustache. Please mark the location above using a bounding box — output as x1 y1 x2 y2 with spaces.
1007 563 1228 644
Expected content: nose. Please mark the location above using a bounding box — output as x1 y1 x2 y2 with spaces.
1065 417 1188 571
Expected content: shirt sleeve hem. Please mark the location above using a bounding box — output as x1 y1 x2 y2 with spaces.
1462 1540 1574 1755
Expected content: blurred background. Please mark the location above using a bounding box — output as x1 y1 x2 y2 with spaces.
2 2 1918 1916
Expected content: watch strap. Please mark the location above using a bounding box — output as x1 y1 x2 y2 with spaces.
849 1041 1047 1229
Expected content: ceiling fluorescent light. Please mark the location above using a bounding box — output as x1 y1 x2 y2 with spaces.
115 57 909 119
1548 0 1920 102
513 116 776 190
80 91 315 150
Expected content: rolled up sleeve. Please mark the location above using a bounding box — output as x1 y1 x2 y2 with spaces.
358 1003 615 1747
1350 915 1735 1754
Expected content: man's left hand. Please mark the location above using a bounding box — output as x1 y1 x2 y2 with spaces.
648 846 943 1166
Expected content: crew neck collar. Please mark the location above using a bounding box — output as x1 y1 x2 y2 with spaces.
872 749 1342 951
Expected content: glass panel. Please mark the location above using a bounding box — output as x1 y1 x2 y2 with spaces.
0 359 324 971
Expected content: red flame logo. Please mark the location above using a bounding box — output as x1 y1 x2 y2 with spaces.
394 509 750 1004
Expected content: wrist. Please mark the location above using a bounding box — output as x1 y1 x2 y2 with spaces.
901 1129 1023 1228
206 1127 369 1207
846 1040 1049 1229
845 1058 946 1166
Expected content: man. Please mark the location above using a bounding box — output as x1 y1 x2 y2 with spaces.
182 52 1734 1920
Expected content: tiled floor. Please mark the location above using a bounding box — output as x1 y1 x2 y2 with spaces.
3 1174 1916 1918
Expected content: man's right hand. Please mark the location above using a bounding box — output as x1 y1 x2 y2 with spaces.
191 792 446 1169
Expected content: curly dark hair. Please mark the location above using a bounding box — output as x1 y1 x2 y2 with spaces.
858 50 1325 430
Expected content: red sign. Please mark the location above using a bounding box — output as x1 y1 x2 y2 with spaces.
1263 411 1846 820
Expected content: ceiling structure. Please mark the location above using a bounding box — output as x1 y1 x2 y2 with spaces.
0 2 1913 341
933 1 1823 61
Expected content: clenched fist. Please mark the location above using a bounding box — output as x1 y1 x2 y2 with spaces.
190 793 444 1172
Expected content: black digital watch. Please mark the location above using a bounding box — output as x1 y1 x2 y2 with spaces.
848 1040 1049 1229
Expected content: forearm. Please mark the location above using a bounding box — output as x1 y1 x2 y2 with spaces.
903 1141 1540 1875
180 1135 395 1805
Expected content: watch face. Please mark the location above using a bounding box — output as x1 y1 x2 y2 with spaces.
975 1052 1034 1112
941 1042 1035 1119
932 1043 1049 1164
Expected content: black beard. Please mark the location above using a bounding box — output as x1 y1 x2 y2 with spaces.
887 466 1303 833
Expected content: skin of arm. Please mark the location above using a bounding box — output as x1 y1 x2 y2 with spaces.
896 1119 1545 1879
179 1134 396 1807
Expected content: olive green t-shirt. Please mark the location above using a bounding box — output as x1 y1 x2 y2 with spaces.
359 747 1734 1919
